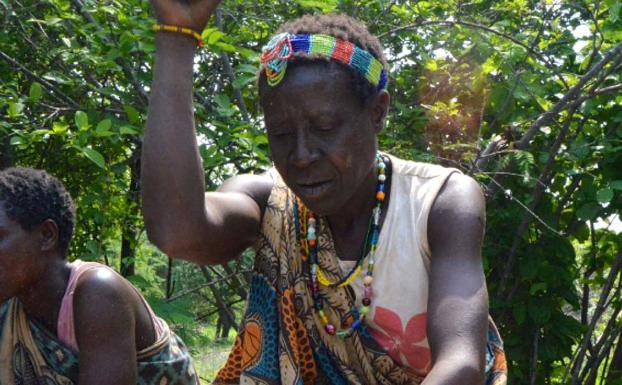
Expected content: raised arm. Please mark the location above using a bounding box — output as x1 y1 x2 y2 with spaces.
424 173 488 385
142 0 271 265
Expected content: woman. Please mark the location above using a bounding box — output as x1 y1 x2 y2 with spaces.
143 1 507 384
0 167 197 385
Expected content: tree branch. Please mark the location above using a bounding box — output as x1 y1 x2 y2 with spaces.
69 0 149 106
496 111 584 299
514 41 622 149
0 49 80 108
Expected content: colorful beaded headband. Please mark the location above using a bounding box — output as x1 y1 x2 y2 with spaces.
260 33 389 91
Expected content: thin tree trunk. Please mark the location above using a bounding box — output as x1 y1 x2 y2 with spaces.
607 334 622 384
0 136 13 169
120 150 141 277
200 266 239 331
221 262 249 300
166 257 174 299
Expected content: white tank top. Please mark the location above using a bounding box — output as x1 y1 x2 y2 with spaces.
339 155 458 377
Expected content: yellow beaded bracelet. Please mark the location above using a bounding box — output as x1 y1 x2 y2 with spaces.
152 24 203 47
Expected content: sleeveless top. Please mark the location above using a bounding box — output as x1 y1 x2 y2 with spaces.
0 261 200 385
338 155 457 376
214 154 507 385
57 260 166 352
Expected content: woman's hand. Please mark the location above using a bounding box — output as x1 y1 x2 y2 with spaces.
150 0 222 32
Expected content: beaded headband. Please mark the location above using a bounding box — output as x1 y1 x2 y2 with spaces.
260 33 389 91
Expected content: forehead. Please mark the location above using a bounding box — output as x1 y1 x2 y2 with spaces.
260 62 362 119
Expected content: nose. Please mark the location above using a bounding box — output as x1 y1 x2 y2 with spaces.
291 129 318 168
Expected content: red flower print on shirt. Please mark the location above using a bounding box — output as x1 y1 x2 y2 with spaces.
369 307 432 375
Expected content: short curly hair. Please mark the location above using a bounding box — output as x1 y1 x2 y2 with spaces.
258 13 389 105
0 167 75 254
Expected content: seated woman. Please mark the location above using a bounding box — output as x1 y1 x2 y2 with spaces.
143 1 507 384
0 167 198 385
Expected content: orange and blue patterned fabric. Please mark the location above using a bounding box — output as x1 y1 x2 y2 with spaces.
214 171 507 385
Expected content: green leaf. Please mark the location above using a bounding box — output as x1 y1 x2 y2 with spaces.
124 105 140 124
97 119 111 131
94 119 113 137
213 94 231 110
596 188 614 204
513 304 526 325
573 223 590 242
214 42 237 53
611 180 622 190
576 202 600 221
82 147 106 169
29 82 42 102
207 30 225 45
232 74 257 89
9 136 26 145
52 122 69 134
119 126 138 136
8 102 24 118
610 2 621 22
530 282 547 295
296 0 338 12
75 111 89 129
236 64 259 74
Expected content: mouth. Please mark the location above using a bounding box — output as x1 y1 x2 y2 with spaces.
295 180 333 199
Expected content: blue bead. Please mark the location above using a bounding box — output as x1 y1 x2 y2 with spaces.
291 34 311 53
370 230 379 244
351 319 362 330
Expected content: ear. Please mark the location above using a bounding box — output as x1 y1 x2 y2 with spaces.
38 219 60 252
369 90 390 134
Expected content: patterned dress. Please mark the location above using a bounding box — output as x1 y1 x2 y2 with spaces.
214 163 507 385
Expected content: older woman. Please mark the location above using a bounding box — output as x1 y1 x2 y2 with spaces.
0 167 197 385
143 1 507 384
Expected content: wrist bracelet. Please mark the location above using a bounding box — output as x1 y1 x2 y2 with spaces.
153 24 203 47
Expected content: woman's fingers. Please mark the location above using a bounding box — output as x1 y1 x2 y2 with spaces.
150 0 222 32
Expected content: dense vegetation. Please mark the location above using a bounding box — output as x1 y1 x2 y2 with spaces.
1 0 621 383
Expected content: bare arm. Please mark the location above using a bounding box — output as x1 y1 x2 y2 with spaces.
142 0 271 265
423 173 488 385
74 270 138 385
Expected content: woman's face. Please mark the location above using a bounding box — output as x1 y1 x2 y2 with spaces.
261 62 388 215
0 203 46 304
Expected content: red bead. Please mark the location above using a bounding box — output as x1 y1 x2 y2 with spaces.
325 324 336 335
362 298 371 306
308 239 316 247
311 281 320 294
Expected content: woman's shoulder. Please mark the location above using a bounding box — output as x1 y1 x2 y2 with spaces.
387 154 461 180
71 261 136 309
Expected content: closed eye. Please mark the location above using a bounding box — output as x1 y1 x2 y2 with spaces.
313 118 342 132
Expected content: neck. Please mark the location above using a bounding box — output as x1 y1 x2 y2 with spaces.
18 256 72 334
327 161 378 238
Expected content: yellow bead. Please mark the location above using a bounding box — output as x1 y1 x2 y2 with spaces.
363 276 373 285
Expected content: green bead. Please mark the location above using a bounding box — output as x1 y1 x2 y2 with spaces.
360 306 370 316
336 330 349 338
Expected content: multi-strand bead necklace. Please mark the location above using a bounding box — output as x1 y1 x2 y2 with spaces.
294 154 388 338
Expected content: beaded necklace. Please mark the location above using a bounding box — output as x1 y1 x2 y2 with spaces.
294 154 388 337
